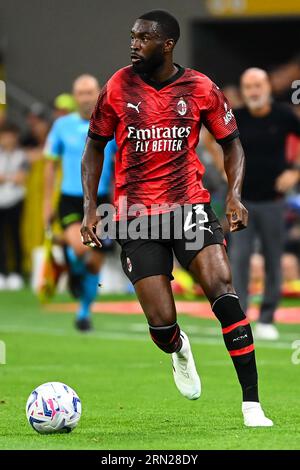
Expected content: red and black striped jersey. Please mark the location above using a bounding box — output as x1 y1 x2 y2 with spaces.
89 64 239 219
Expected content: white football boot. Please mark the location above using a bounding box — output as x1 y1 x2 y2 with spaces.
242 402 273 427
254 323 279 341
171 331 201 400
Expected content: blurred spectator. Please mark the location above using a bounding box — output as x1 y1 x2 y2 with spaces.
0 123 29 289
21 103 50 162
53 93 77 119
229 67 300 340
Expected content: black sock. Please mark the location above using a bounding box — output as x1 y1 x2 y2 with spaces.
149 322 182 354
212 293 259 402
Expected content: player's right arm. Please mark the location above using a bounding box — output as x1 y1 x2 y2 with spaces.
81 82 117 247
81 137 106 247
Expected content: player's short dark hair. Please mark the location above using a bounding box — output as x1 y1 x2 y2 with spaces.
138 10 180 44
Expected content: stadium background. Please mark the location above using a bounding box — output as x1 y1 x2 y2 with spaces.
1 0 300 288
0 0 300 450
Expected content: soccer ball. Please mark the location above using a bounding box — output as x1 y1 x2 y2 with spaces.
26 382 81 434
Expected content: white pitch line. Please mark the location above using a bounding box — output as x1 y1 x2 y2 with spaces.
114 322 300 339
0 324 297 350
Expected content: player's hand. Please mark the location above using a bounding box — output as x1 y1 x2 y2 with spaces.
226 195 248 232
275 169 300 194
80 210 102 248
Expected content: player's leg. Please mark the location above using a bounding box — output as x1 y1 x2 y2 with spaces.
134 274 200 400
188 243 273 426
64 222 104 330
118 235 200 400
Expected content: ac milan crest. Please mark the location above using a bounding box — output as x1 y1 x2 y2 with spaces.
177 97 187 116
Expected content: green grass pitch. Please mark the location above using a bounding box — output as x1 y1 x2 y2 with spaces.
0 290 300 450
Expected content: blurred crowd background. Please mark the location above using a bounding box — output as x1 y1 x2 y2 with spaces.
0 0 300 302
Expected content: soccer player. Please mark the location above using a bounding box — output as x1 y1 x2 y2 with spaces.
44 74 116 331
81 11 273 426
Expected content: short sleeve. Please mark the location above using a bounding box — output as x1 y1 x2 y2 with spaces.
202 83 239 144
88 84 118 142
44 119 63 160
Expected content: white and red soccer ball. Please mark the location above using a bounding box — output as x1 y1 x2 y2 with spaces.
26 382 81 434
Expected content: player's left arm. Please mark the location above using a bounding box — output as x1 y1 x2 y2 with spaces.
220 137 248 232
202 82 248 232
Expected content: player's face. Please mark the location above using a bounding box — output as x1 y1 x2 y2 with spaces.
130 19 166 73
73 80 100 117
241 74 271 111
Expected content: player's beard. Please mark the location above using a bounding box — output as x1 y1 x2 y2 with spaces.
132 49 165 75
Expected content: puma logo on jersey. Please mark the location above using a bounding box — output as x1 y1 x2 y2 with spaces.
127 101 141 113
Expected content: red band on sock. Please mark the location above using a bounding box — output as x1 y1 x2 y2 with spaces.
169 326 180 344
222 318 249 335
229 344 254 357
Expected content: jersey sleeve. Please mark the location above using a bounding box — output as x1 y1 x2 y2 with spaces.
88 84 118 142
44 119 63 160
202 82 239 144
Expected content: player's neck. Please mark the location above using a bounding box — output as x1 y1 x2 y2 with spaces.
145 60 178 84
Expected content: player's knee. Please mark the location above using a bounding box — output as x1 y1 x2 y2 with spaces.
149 322 182 354
211 293 246 327
206 274 234 304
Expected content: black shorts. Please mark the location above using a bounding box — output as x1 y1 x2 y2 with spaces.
116 203 225 284
59 194 114 251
